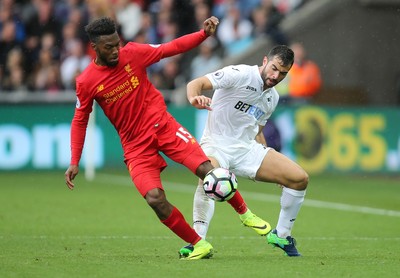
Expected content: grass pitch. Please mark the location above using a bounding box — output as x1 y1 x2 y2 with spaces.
0 168 399 277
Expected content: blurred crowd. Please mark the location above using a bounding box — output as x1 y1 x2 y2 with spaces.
0 0 306 102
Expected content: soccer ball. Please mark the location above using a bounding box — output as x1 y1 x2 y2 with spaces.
203 168 238 202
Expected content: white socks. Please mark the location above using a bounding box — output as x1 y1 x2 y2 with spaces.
192 181 306 240
193 182 215 239
276 187 306 238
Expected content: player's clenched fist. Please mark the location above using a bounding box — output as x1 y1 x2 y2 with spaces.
203 16 219 36
189 95 212 111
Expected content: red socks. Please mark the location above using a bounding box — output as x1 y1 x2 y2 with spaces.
161 207 201 245
161 193 247 244
227 190 248 214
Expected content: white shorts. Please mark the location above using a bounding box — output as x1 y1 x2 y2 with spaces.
201 140 272 180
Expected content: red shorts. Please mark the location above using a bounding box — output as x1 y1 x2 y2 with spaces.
124 116 209 197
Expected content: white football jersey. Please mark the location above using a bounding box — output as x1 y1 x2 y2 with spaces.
201 64 279 146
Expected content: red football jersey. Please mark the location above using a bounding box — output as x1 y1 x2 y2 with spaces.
70 30 208 165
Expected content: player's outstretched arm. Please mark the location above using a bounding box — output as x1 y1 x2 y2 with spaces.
187 76 213 110
160 16 219 58
65 165 79 190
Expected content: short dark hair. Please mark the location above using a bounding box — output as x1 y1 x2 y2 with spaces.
267 45 294 67
85 17 117 43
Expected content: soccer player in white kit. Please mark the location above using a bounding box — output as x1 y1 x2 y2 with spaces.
179 45 308 257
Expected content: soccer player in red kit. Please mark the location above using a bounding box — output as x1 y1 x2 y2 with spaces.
64 16 221 260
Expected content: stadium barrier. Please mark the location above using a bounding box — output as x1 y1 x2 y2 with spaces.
1 102 399 174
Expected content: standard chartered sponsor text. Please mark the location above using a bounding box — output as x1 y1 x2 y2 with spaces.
104 80 134 103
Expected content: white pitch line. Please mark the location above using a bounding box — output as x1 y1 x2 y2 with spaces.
96 173 400 218
1 235 400 241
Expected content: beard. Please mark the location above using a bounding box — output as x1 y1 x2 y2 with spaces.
266 78 277 87
97 52 119 67
104 58 118 67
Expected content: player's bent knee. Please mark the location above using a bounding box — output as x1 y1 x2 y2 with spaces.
302 171 309 189
145 188 166 209
288 170 309 191
196 161 214 180
297 170 309 190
